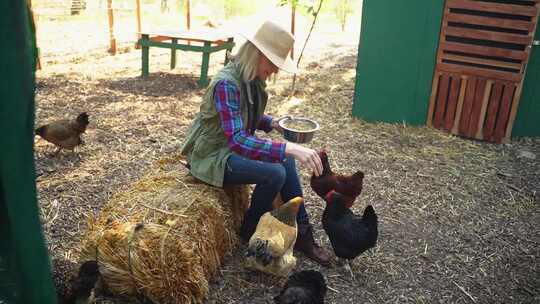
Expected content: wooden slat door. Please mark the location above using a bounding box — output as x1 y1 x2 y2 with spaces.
427 0 540 143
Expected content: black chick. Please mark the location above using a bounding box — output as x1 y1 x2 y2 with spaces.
274 270 327 304
322 191 378 279
60 260 101 304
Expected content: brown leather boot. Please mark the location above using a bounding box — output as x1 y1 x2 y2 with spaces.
294 222 332 266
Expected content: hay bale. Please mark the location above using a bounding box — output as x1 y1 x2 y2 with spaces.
80 154 249 303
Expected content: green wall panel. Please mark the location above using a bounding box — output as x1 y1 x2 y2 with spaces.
512 25 540 138
353 0 445 125
0 1 57 303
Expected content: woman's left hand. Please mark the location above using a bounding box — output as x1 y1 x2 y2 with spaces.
284 142 323 176
271 115 292 134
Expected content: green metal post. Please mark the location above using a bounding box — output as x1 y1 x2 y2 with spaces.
225 38 234 65
512 24 540 137
171 38 178 70
198 41 211 87
352 0 445 125
0 204 19 302
141 34 149 78
0 0 57 303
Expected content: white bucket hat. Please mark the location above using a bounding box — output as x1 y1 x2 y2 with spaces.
241 20 298 74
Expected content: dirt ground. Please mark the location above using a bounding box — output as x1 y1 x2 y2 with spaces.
34 23 539 304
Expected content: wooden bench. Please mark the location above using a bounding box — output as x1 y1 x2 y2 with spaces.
138 30 235 87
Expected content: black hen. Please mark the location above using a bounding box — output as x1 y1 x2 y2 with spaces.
274 270 327 304
58 260 101 304
71 261 100 303
322 191 378 278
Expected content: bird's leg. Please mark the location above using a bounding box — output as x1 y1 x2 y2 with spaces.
71 148 78 156
53 147 62 157
346 260 355 281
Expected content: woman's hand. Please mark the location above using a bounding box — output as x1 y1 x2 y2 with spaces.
284 142 323 176
271 115 292 134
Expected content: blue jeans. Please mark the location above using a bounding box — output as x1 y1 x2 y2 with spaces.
223 154 309 224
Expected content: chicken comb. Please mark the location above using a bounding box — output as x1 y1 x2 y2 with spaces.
324 190 336 203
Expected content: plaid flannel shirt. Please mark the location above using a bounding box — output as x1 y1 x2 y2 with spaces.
214 80 286 162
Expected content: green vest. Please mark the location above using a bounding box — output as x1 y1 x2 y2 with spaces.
180 62 269 187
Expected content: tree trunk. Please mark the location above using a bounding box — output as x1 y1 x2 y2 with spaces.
291 0 324 92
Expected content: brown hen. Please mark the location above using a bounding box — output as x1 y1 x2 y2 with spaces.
310 149 364 208
35 112 89 155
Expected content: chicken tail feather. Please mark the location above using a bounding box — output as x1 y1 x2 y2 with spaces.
246 239 272 266
352 170 365 180
362 205 377 224
77 112 89 126
35 125 45 137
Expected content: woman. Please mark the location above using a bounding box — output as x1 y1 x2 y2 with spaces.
180 21 330 265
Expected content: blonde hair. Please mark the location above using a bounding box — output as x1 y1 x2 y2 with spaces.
233 41 261 82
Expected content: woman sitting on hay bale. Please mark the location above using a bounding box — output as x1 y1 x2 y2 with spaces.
180 20 331 266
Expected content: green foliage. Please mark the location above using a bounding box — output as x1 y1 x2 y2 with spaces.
278 0 320 17
223 0 244 19
199 0 257 19
332 0 353 31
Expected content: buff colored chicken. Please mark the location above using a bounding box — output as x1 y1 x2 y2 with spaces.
245 197 303 277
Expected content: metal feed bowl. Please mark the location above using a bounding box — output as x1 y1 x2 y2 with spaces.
278 117 320 143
